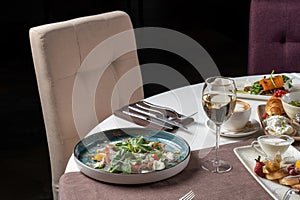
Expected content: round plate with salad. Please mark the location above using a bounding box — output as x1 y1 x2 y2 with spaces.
74 127 190 184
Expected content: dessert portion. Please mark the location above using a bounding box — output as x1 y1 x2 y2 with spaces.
263 115 295 136
254 154 300 190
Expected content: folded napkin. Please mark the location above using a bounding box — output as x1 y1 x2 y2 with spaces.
59 140 273 200
113 101 194 131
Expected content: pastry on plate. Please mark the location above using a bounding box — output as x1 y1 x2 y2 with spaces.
265 96 284 116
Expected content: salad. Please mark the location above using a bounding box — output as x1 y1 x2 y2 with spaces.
85 136 182 174
243 70 293 95
289 100 300 107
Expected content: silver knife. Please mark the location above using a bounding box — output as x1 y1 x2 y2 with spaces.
128 106 188 130
122 110 173 129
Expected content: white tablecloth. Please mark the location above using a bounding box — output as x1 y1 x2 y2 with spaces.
65 73 300 173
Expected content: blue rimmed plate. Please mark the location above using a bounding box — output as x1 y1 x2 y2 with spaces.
74 127 190 184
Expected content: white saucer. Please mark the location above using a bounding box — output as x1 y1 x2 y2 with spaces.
206 118 261 138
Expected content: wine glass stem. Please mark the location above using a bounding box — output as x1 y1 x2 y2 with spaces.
215 124 221 164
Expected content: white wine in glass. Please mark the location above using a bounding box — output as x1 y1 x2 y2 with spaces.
201 76 237 173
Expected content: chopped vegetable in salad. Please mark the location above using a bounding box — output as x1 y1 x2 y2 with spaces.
85 136 182 174
289 100 300 107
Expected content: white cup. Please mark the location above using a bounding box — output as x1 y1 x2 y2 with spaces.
223 100 251 131
251 135 294 158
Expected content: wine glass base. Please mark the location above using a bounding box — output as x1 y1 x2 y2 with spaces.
201 159 232 173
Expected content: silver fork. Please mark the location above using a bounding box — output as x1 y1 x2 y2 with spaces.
283 188 300 200
141 101 197 120
136 103 166 118
179 190 195 200
142 101 184 118
128 105 188 130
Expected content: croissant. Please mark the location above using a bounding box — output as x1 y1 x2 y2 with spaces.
265 96 284 116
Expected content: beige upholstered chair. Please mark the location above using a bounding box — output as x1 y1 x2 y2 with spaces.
29 11 144 200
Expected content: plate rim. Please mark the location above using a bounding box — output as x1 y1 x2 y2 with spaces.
206 119 261 138
73 127 191 184
237 93 271 101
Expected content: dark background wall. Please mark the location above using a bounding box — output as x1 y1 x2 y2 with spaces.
0 0 251 199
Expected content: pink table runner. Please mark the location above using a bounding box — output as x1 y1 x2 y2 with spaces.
59 138 297 200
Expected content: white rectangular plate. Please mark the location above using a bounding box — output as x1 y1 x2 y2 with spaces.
234 145 300 200
234 74 300 101
236 93 272 101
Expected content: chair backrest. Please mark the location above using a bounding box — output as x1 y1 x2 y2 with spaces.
248 0 300 75
29 11 144 200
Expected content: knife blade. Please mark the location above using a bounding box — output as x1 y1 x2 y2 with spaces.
128 106 188 130
122 110 173 129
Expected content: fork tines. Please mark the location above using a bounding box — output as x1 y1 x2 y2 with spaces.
179 190 195 200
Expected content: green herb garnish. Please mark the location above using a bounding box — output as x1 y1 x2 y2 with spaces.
250 82 263 94
270 70 276 87
114 136 154 153
290 101 300 107
282 74 293 88
106 149 132 173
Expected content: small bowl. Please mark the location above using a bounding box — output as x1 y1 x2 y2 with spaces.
281 91 300 120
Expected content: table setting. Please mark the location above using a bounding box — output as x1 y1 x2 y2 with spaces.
113 100 196 131
60 72 300 200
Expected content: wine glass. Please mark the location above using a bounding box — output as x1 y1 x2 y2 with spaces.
201 76 237 173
